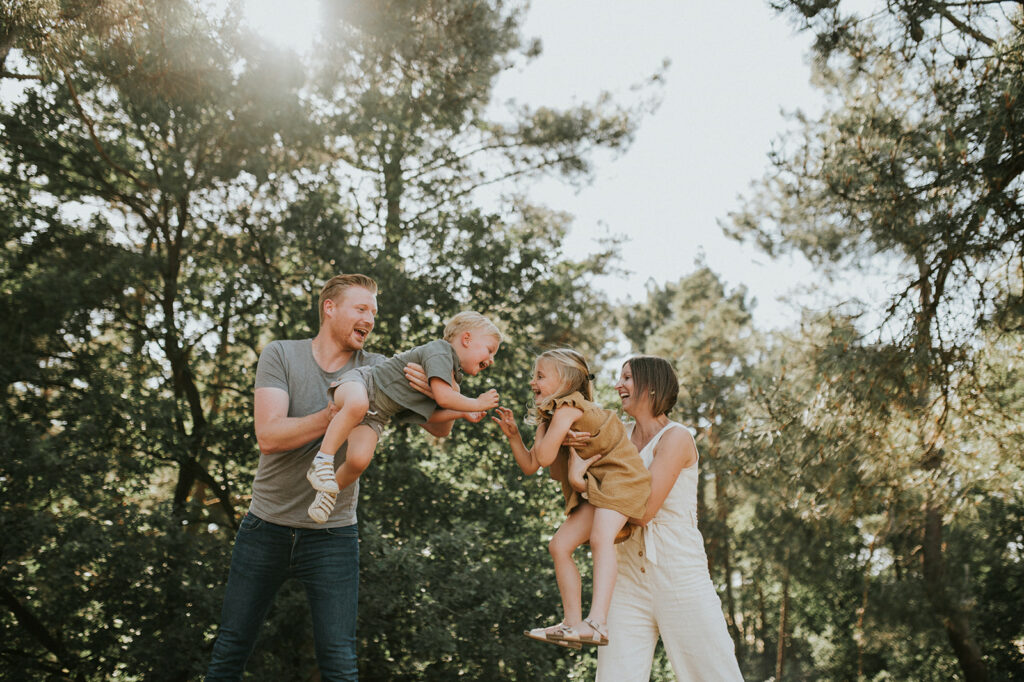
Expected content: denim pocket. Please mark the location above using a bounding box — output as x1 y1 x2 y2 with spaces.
239 512 264 532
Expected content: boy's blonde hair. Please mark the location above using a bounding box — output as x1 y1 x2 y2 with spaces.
528 348 594 425
443 311 503 344
318 274 378 327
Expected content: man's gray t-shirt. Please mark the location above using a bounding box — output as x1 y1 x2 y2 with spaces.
251 339 384 528
372 339 464 423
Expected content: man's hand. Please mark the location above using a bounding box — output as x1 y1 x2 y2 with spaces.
404 362 432 397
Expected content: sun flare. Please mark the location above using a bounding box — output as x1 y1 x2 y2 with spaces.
241 0 323 54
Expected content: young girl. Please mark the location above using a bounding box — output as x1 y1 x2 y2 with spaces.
492 348 651 648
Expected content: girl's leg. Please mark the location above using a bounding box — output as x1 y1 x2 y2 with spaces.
548 502 595 628
580 507 628 638
320 383 370 455
332 425 379 492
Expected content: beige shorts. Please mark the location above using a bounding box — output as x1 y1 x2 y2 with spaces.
327 367 402 437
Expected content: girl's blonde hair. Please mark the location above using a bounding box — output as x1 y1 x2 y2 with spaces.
527 348 594 425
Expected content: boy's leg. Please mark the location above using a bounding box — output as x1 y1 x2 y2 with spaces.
309 383 370 493
583 507 628 634
332 425 379 492
548 502 595 628
320 383 370 455
205 513 292 681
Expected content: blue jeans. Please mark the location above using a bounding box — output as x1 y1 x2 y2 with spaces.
205 512 359 681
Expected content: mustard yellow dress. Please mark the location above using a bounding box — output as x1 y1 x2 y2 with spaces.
544 392 651 519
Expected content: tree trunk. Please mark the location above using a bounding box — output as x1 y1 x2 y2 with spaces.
382 146 404 258
912 258 988 682
775 563 790 681
922 499 988 682
757 581 772 681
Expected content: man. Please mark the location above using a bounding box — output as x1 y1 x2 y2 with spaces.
205 274 451 681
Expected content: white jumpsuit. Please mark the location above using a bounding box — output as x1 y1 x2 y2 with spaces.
596 422 744 682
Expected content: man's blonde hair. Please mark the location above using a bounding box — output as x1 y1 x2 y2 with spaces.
318 274 378 327
443 311 502 343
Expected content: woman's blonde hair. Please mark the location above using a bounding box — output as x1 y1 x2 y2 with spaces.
527 348 594 425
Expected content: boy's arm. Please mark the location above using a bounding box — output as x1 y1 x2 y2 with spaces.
405 362 460 398
428 376 499 412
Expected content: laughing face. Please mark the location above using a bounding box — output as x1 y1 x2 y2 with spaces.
325 286 377 351
457 330 500 376
615 361 645 415
529 357 563 405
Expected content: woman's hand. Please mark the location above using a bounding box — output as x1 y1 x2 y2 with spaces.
568 447 602 493
491 406 520 440
562 429 592 450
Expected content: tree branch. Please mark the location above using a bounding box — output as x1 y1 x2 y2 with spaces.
62 70 152 191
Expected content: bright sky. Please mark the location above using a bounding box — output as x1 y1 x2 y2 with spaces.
241 0 866 330
0 1 878 332
490 1 830 330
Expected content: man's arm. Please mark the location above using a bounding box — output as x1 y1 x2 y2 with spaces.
254 387 337 455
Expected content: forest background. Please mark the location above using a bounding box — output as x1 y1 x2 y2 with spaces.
1 1 1022 680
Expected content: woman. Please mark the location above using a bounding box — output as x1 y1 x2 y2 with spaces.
569 355 743 681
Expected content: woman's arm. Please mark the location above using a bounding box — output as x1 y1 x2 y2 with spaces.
631 426 696 525
567 447 601 492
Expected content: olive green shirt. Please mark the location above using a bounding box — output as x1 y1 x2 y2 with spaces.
371 338 464 423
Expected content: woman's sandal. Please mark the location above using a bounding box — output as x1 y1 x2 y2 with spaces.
523 622 583 650
550 617 609 647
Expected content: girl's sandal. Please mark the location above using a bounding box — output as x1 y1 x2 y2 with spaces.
523 622 583 650
555 618 609 647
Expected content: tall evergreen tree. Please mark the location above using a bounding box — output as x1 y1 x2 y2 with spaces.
730 2 1024 678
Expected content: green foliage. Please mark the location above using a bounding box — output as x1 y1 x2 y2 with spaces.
725 3 1024 680
1 0 639 679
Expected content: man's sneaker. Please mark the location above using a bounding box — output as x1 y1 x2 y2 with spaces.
308 491 337 524
307 461 340 494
